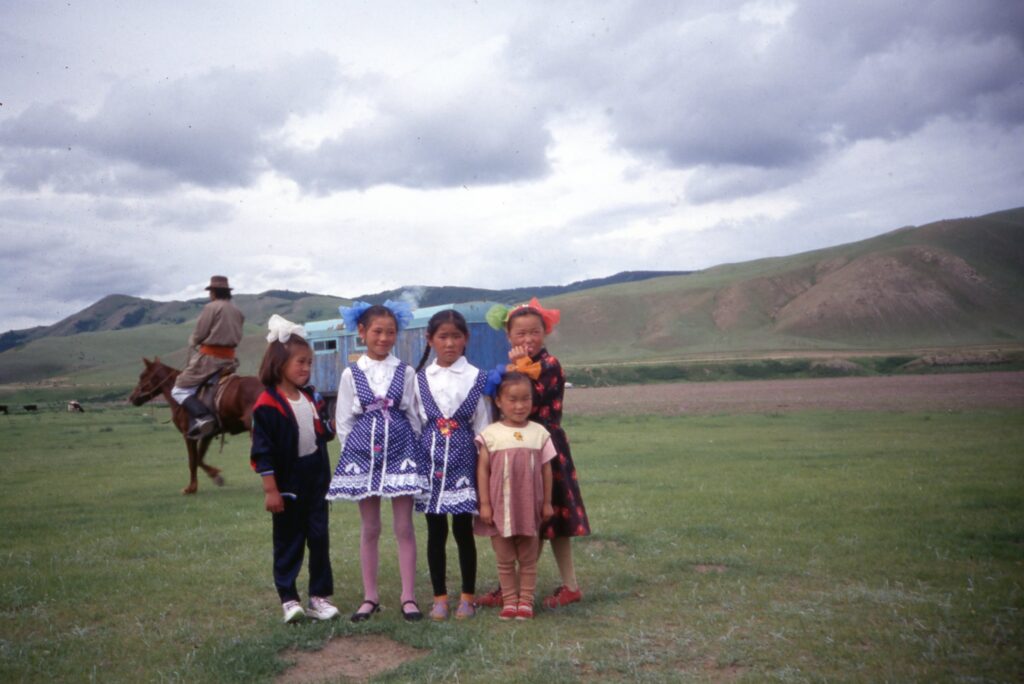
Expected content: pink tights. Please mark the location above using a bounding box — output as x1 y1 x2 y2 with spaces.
358 495 417 605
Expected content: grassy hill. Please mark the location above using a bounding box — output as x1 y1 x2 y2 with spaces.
1 208 1022 397
547 207 1024 364
0 291 353 385
356 270 691 307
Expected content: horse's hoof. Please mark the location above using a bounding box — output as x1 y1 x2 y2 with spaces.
182 485 198 495
213 474 225 487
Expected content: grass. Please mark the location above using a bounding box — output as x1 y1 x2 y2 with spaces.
1 405 1022 682
566 350 1024 387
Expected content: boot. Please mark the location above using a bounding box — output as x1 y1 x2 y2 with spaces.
182 395 216 440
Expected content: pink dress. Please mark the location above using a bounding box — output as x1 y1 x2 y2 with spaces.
474 421 556 538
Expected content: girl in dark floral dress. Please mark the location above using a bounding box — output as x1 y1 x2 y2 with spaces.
480 298 591 609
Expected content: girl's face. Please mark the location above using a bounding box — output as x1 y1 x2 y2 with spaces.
281 345 313 391
358 315 398 360
507 313 546 357
495 379 533 426
429 322 467 367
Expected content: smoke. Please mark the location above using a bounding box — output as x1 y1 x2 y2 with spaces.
397 286 426 309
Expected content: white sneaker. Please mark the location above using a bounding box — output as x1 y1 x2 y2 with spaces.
282 600 305 623
307 596 340 620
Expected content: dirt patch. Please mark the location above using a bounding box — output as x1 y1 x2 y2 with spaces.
699 659 749 682
693 564 728 574
566 371 1024 416
276 635 428 684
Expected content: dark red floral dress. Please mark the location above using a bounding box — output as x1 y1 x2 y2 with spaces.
531 349 591 539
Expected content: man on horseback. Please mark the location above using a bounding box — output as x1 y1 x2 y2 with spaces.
171 275 245 439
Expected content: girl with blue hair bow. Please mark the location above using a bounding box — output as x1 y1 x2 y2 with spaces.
326 300 427 622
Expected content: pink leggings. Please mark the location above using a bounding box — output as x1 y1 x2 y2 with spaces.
358 495 417 604
491 534 540 607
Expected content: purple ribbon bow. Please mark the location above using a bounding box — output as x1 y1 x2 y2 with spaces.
366 396 394 422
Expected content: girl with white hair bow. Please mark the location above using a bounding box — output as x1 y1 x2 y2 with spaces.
250 315 339 623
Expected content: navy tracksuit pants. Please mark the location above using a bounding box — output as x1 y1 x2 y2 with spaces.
272 456 333 603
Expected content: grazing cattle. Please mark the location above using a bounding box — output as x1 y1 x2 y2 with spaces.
23 404 38 412
67 400 85 413
0 405 8 415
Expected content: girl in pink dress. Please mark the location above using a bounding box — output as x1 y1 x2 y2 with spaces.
475 369 554 620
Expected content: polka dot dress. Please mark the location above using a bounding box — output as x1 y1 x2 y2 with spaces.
414 369 486 515
531 348 591 538
327 363 424 500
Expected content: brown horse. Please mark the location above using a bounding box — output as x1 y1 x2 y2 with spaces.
129 357 263 494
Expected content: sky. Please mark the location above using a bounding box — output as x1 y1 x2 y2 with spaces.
2 0 1023 331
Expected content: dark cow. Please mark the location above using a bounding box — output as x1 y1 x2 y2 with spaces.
23 404 38 412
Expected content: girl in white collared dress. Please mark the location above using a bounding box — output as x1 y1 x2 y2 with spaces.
327 301 425 622
412 310 491 620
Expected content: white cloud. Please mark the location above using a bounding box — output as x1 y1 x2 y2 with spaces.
0 0 1022 331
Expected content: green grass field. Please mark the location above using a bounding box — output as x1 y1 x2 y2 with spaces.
1 406 1022 682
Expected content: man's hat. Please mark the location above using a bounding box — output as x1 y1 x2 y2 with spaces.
205 275 232 290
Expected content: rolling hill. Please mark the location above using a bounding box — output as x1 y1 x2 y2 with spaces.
548 207 1024 363
1 208 1022 390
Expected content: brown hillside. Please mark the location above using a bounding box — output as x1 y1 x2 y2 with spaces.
773 245 993 340
551 207 1024 363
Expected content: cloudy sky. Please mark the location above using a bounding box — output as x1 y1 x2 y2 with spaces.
2 1 1022 331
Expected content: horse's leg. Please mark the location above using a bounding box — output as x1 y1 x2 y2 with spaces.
183 438 199 495
197 436 225 487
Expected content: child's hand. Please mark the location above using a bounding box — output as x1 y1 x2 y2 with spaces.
265 491 285 513
508 345 529 362
542 502 554 521
479 503 493 526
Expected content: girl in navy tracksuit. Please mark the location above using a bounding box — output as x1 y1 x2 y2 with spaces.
250 315 338 623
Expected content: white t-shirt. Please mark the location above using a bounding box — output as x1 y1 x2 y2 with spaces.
288 393 317 457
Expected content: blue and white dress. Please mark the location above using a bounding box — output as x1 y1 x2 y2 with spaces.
414 358 490 515
328 356 424 500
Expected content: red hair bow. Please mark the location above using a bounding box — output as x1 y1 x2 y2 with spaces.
510 297 561 333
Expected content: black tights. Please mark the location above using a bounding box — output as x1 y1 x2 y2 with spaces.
425 513 476 597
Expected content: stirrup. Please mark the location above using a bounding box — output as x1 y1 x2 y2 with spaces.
187 416 216 440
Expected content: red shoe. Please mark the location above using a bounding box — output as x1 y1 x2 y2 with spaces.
543 585 582 609
498 605 518 621
516 602 534 620
476 587 503 608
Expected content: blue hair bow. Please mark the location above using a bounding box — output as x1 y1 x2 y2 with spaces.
338 299 415 331
382 299 415 331
339 301 373 331
483 364 508 397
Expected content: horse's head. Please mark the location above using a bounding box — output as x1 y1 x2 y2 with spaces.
128 357 177 406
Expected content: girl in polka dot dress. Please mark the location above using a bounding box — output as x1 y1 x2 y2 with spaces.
412 310 491 620
327 301 426 622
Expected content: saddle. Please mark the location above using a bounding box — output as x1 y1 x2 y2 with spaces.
195 370 236 428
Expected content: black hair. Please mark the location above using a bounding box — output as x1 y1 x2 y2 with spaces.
357 304 398 329
490 370 535 419
259 337 312 388
506 306 544 331
210 287 232 300
415 309 469 372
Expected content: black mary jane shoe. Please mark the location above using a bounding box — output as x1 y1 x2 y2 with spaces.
350 600 380 623
401 600 423 622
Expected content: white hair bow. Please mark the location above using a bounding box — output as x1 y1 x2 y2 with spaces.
266 314 306 343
